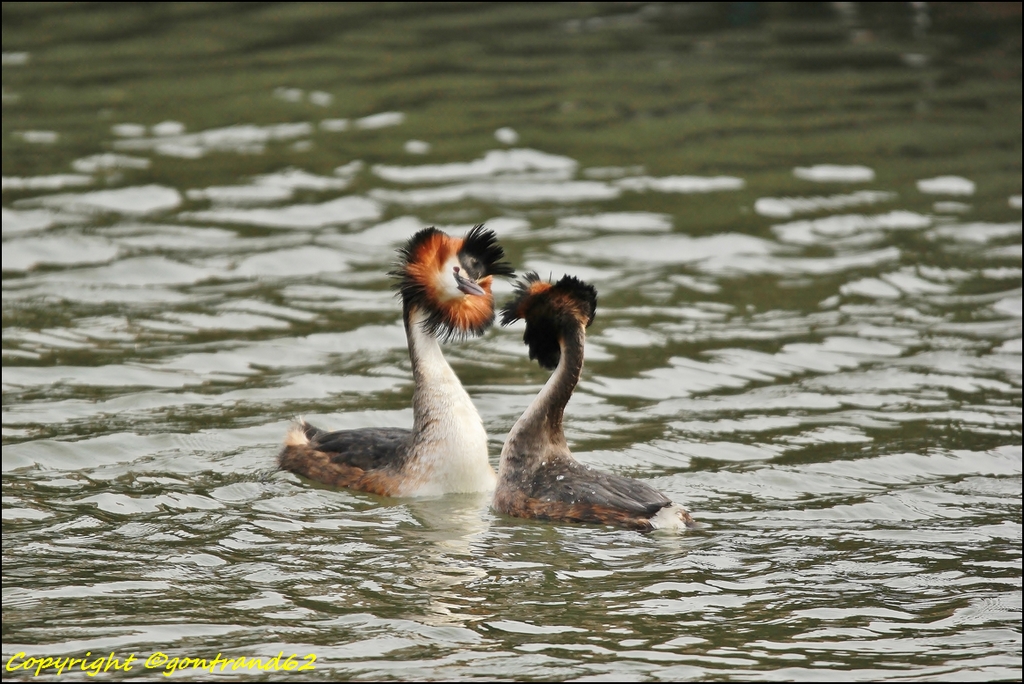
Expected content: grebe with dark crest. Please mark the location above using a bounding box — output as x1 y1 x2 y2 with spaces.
494 273 697 532
279 225 514 496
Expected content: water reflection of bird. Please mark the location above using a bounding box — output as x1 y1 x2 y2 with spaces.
494 273 697 532
279 225 514 496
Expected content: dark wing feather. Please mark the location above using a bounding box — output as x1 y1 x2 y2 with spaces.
528 458 670 517
307 426 413 472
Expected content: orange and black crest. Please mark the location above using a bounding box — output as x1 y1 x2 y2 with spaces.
391 225 514 341
500 272 597 369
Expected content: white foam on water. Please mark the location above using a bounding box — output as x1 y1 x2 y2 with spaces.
995 338 1022 354
71 154 151 173
2 509 52 521
615 175 745 193
370 180 618 206
892 349 1021 381
1010 195 1022 209
933 201 971 214
186 169 352 205
254 168 352 191
881 270 953 295
105 224 247 252
992 296 1022 318
2 235 119 271
319 118 350 132
281 284 394 311
373 148 577 184
557 212 672 232
917 265 973 283
44 255 219 286
669 274 721 294
22 185 182 215
2 52 30 66
494 127 519 144
806 368 1016 396
793 165 875 183
597 326 667 348
404 140 430 155
917 176 976 196
929 222 1021 244
158 312 290 332
274 86 303 102
583 165 645 179
300 324 409 356
671 441 784 462
152 121 186 136
6 281 190 306
14 130 59 144
592 359 754 400
553 232 775 265
981 267 1022 280
309 91 333 107
716 346 850 377
1 207 75 235
754 191 896 219
233 246 350 277
354 111 405 129
327 215 426 249
221 299 317 323
334 160 364 178
486 620 586 635
111 123 146 137
772 211 931 245
671 415 802 436
154 143 206 158
3 175 93 191
181 196 382 229
654 387 846 420
2 364 204 392
113 122 313 157
186 185 294 205
471 216 531 237
841 278 902 299
702 246 902 277
986 244 1022 259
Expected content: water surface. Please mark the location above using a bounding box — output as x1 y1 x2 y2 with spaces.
3 3 1021 681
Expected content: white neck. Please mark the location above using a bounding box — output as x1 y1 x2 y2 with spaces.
403 308 495 495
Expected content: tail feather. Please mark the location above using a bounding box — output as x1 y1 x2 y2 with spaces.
277 419 408 497
649 503 702 532
282 418 328 445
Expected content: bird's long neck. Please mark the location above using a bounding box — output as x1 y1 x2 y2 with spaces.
404 305 470 426
500 324 585 468
401 303 494 494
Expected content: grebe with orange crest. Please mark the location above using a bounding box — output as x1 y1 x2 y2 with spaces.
494 273 697 531
279 225 514 496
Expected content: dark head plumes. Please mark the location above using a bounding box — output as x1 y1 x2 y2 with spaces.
391 225 513 341
500 272 597 369
459 224 515 280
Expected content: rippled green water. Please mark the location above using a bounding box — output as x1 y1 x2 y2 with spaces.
3 3 1021 681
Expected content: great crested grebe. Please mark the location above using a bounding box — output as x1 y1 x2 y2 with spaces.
494 273 697 532
279 225 514 496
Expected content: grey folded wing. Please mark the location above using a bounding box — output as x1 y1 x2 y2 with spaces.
304 423 414 471
528 458 671 517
